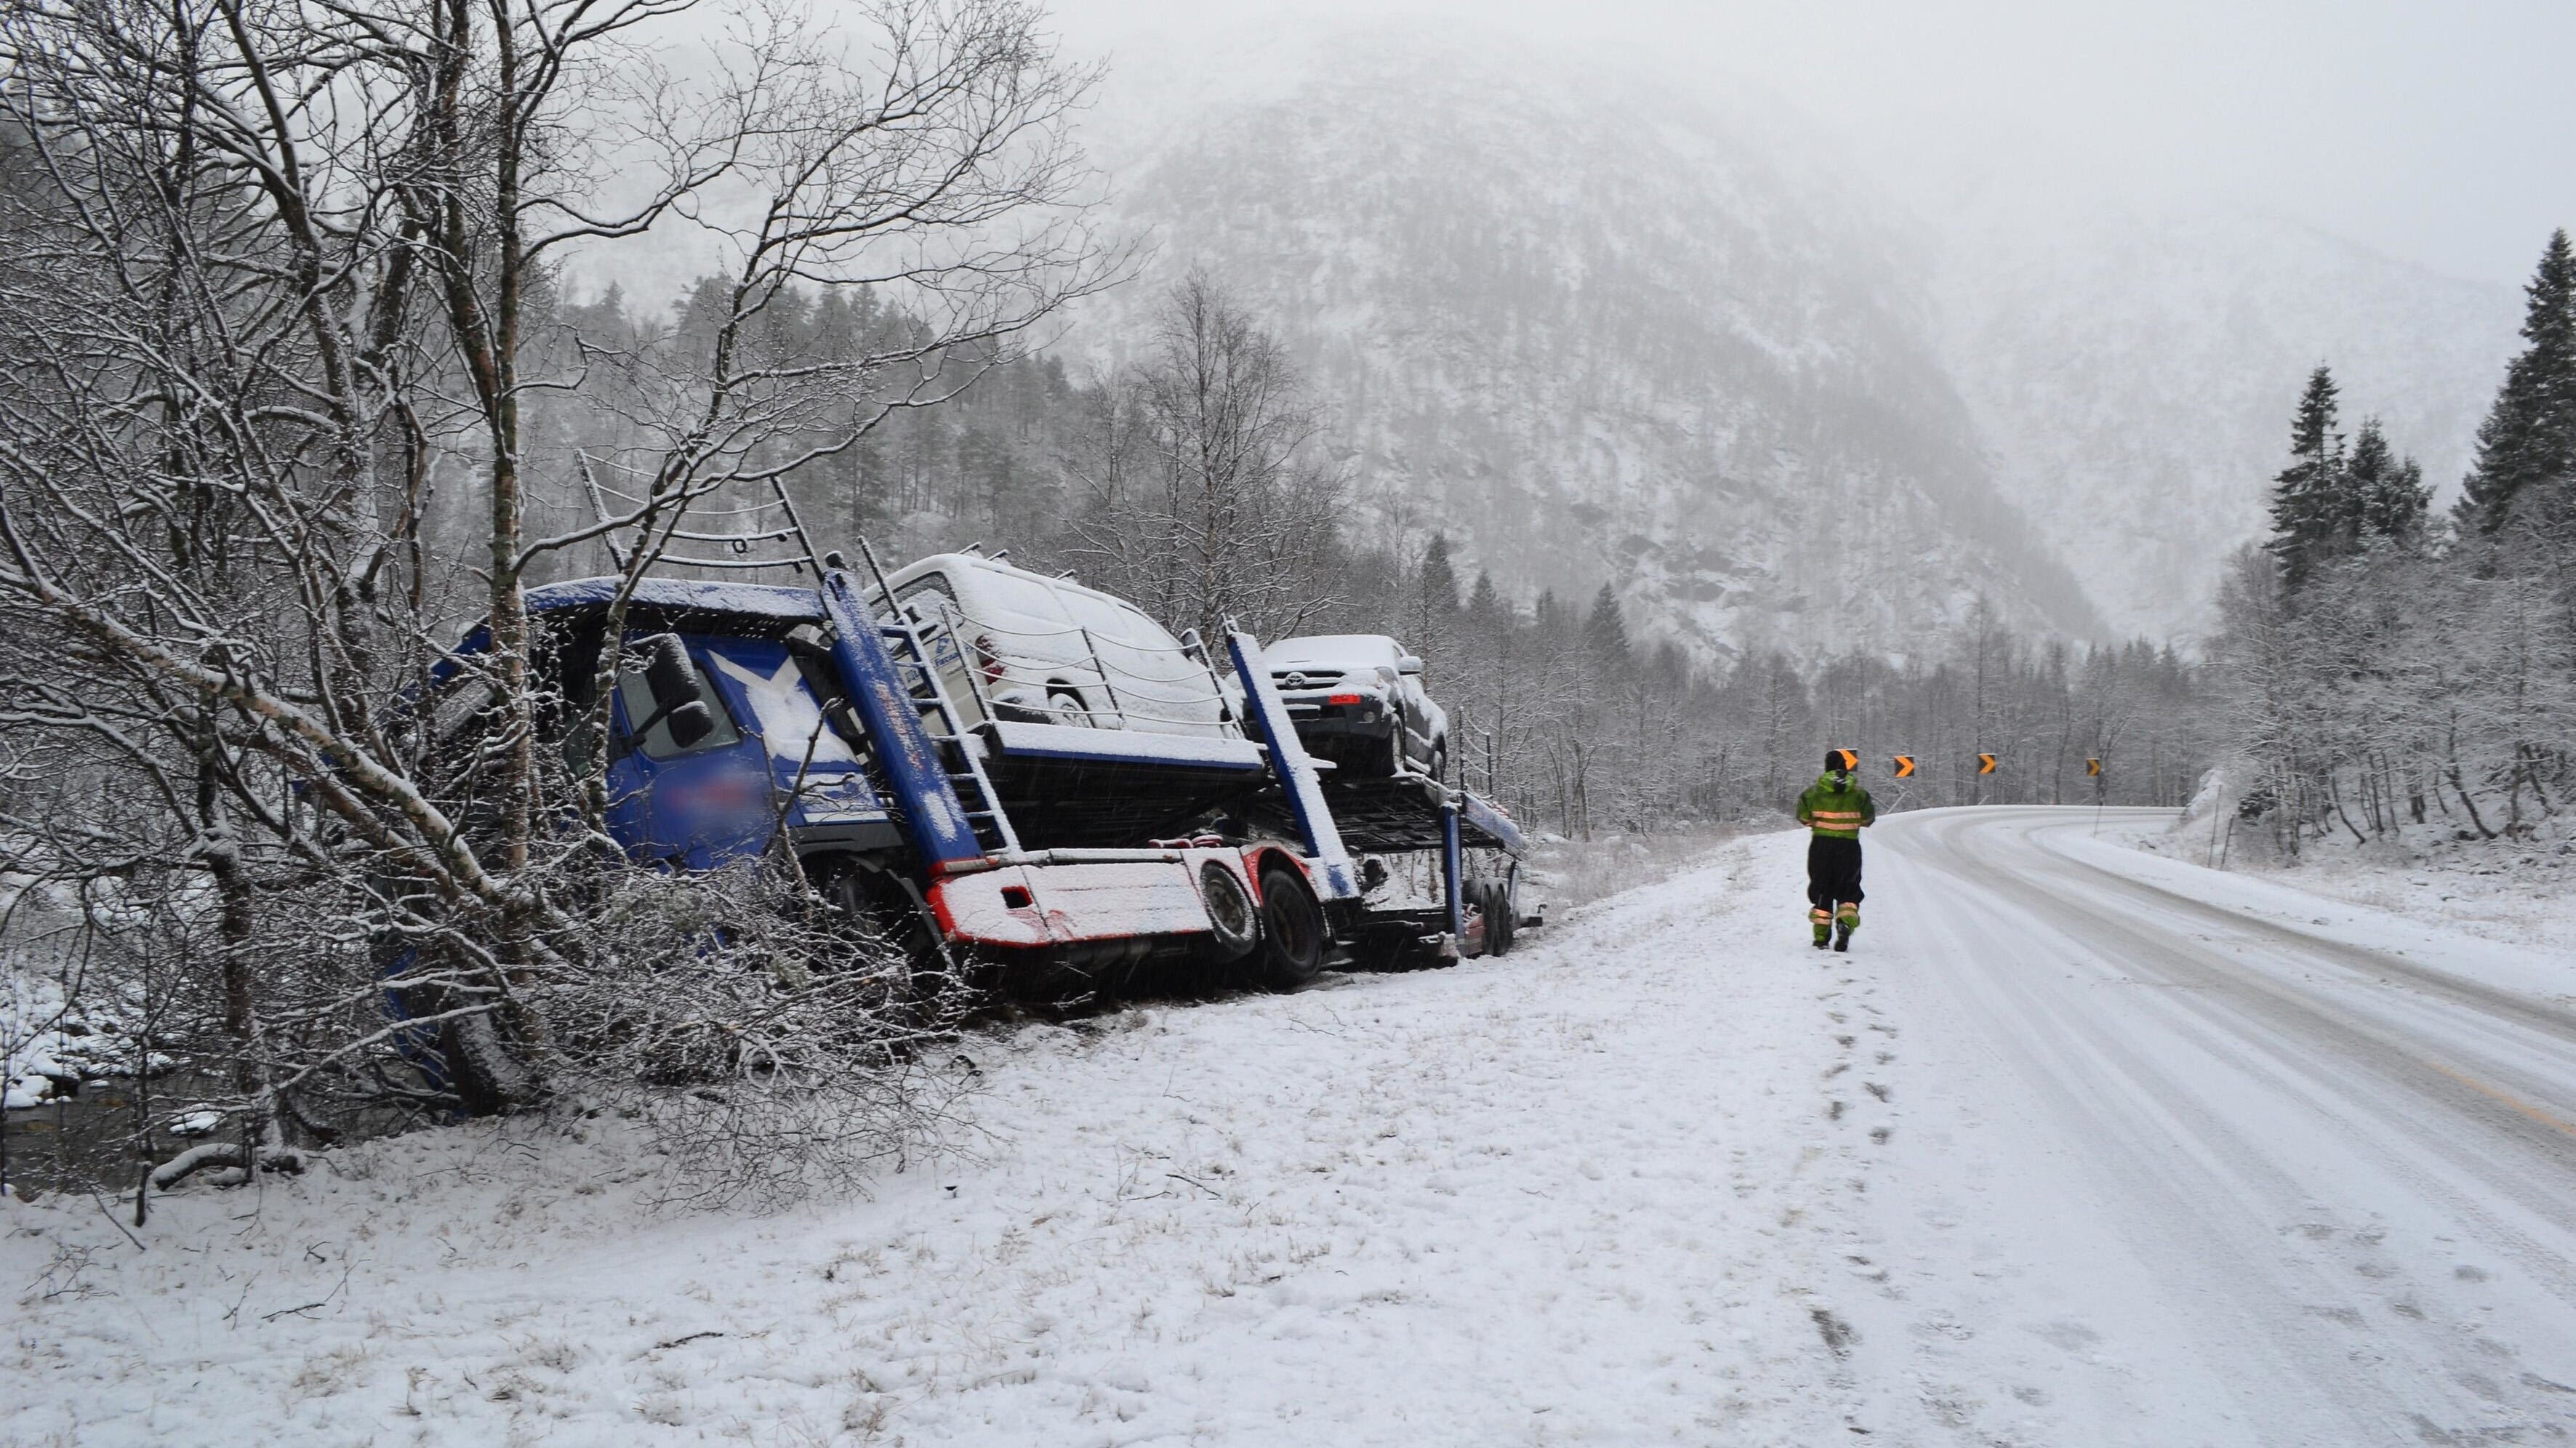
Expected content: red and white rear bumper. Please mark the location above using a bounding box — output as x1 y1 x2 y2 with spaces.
928 848 1280 949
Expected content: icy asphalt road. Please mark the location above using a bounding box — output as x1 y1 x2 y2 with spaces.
10 808 2576 1445
1858 805 2576 1444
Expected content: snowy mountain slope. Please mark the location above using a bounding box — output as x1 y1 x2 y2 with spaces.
1070 26 2106 662
1932 202 2520 640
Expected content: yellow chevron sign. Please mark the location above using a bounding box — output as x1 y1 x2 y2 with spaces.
1832 748 1858 771
2087 757 2102 777
1892 755 1916 779
1977 753 1998 775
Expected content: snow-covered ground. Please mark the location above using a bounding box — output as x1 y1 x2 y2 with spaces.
4 833 1892 1444
12 811 2576 1444
2127 799 2576 956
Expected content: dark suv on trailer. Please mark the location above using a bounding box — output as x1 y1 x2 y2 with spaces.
1263 634 1450 781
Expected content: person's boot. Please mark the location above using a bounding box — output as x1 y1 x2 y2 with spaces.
1833 904 1859 953
1810 908 1832 950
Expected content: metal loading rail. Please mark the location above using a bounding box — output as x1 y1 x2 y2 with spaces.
1313 773 1528 856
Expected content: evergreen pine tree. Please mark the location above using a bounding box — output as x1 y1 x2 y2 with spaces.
2460 228 2576 532
1465 570 1502 624
2346 417 2429 547
1416 533 1460 621
1532 588 1562 640
2266 365 2346 591
1582 582 1631 671
1407 532 1462 665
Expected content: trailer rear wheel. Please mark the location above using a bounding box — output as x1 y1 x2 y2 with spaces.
1480 880 1516 957
1199 859 1260 962
1253 863 1325 991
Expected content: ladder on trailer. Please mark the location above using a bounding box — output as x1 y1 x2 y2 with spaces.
580 466 1016 861
842 537 1018 856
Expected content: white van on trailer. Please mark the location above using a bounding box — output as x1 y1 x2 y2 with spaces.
880 552 1234 739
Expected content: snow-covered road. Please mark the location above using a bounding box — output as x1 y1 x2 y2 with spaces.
9 808 2576 1444
1854 806 2576 1444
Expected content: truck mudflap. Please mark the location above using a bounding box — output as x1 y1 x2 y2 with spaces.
928 849 1253 949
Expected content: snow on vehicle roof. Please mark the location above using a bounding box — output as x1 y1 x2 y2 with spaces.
889 552 1136 612
1266 634 1404 665
523 576 827 622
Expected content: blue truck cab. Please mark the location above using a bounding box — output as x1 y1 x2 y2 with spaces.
517 577 902 871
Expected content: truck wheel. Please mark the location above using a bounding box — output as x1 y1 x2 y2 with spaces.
1482 880 1515 957
817 856 962 1013
382 940 542 1115
1199 860 1260 962
1253 863 1325 991
442 1010 542 1115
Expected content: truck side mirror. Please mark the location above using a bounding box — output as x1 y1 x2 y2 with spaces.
638 633 715 750
1397 655 1424 676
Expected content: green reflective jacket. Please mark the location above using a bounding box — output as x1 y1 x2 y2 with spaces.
1795 773 1877 839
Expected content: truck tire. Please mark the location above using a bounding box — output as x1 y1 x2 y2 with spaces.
1198 859 1260 962
1482 880 1515 957
1252 862 1325 991
816 855 963 1013
381 938 542 1115
442 1010 542 1116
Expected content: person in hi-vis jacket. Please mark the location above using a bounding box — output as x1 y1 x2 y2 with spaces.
1795 749 1876 952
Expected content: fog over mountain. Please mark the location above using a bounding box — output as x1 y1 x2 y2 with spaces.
1929 201 2519 640
1068 27 2104 664
1063 22 2524 653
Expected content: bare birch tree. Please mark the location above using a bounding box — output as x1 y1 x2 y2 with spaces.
0 0 1111 1201
1064 273 1346 643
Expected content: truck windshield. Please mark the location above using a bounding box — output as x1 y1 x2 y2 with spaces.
616 643 742 760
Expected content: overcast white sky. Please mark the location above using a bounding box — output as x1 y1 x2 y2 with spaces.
1048 0 2575 286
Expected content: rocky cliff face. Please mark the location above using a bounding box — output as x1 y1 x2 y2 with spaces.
1072 27 2104 663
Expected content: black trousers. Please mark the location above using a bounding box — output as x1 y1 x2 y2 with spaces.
1806 834 1863 910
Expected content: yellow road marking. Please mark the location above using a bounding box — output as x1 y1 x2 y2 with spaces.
2425 1058 2576 1139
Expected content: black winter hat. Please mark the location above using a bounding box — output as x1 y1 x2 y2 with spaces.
1825 748 1856 773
